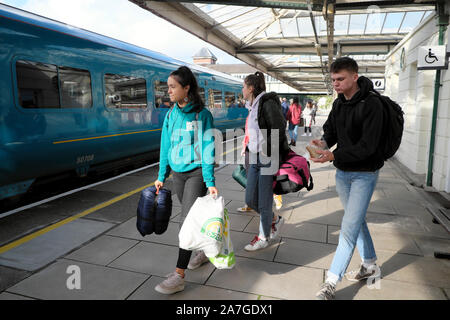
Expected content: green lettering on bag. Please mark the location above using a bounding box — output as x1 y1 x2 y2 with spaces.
200 217 224 242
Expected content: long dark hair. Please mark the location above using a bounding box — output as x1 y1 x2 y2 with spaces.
244 71 266 98
170 66 204 112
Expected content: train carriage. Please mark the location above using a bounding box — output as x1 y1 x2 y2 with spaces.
0 4 246 200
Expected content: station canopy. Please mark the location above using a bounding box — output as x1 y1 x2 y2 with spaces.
130 0 436 93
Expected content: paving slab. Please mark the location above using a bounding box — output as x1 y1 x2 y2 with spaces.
65 235 139 266
274 238 338 270
327 227 423 256
106 217 180 246
128 276 262 300
376 249 450 288
206 256 323 300
0 218 115 271
231 231 281 262
6 260 148 300
228 213 252 232
289 204 344 226
336 277 447 300
88 175 154 194
0 292 35 300
412 235 450 258
84 193 142 223
279 222 328 243
108 241 216 284
0 266 30 292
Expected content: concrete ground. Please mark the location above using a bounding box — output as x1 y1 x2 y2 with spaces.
0 123 449 300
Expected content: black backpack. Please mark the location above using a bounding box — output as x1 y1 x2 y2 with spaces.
364 91 405 160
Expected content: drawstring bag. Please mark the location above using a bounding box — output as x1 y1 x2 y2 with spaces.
208 208 235 269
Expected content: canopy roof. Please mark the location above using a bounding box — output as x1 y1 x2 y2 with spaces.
130 0 436 93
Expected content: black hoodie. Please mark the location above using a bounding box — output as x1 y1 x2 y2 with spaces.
257 92 290 159
323 76 385 172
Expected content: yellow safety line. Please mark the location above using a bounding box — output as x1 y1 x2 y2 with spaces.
53 129 161 144
0 146 239 255
0 182 155 255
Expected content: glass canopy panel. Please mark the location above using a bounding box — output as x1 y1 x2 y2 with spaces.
399 11 426 33
381 12 404 33
280 18 299 37
315 15 327 36
365 12 386 34
348 14 367 35
334 14 349 35
265 20 282 38
422 10 434 21
297 17 314 36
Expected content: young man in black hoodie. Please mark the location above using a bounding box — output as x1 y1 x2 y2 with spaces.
311 57 383 300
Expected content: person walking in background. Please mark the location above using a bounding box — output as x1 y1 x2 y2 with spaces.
281 97 290 120
311 101 318 125
154 66 218 295
242 71 289 251
286 97 302 146
311 57 383 300
302 101 313 136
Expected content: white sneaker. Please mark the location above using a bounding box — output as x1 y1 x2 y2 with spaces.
301 133 307 136
155 271 185 294
270 215 284 239
188 251 209 270
244 236 269 251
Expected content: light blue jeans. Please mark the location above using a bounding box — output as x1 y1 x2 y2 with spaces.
328 169 379 282
288 123 298 142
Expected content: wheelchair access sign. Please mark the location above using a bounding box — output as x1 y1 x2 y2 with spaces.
418 45 448 70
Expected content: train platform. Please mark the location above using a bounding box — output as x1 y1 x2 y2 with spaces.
0 128 449 301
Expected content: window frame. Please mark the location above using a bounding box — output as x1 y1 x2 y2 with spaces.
13 56 93 112
153 76 173 109
103 72 148 111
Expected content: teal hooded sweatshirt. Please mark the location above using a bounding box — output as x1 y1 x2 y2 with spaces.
157 102 216 187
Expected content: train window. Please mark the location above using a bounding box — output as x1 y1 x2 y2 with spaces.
237 92 244 107
224 91 237 108
104 73 147 109
59 67 92 108
154 80 172 108
16 60 60 108
208 89 222 108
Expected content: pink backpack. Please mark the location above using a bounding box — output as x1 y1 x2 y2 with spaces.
273 150 314 194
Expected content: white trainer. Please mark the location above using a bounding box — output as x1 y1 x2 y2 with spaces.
244 236 269 251
188 251 209 270
155 271 185 295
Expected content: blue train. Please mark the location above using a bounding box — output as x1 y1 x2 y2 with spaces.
0 4 247 201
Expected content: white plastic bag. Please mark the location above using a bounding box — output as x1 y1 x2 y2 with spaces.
179 194 225 257
208 208 235 269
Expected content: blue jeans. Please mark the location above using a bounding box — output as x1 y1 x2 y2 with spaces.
288 123 298 142
245 153 274 239
328 169 379 281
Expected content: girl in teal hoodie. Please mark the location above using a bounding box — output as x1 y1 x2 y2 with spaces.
154 66 218 295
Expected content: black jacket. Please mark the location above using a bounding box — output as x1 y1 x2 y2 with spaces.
323 76 384 172
257 92 290 159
